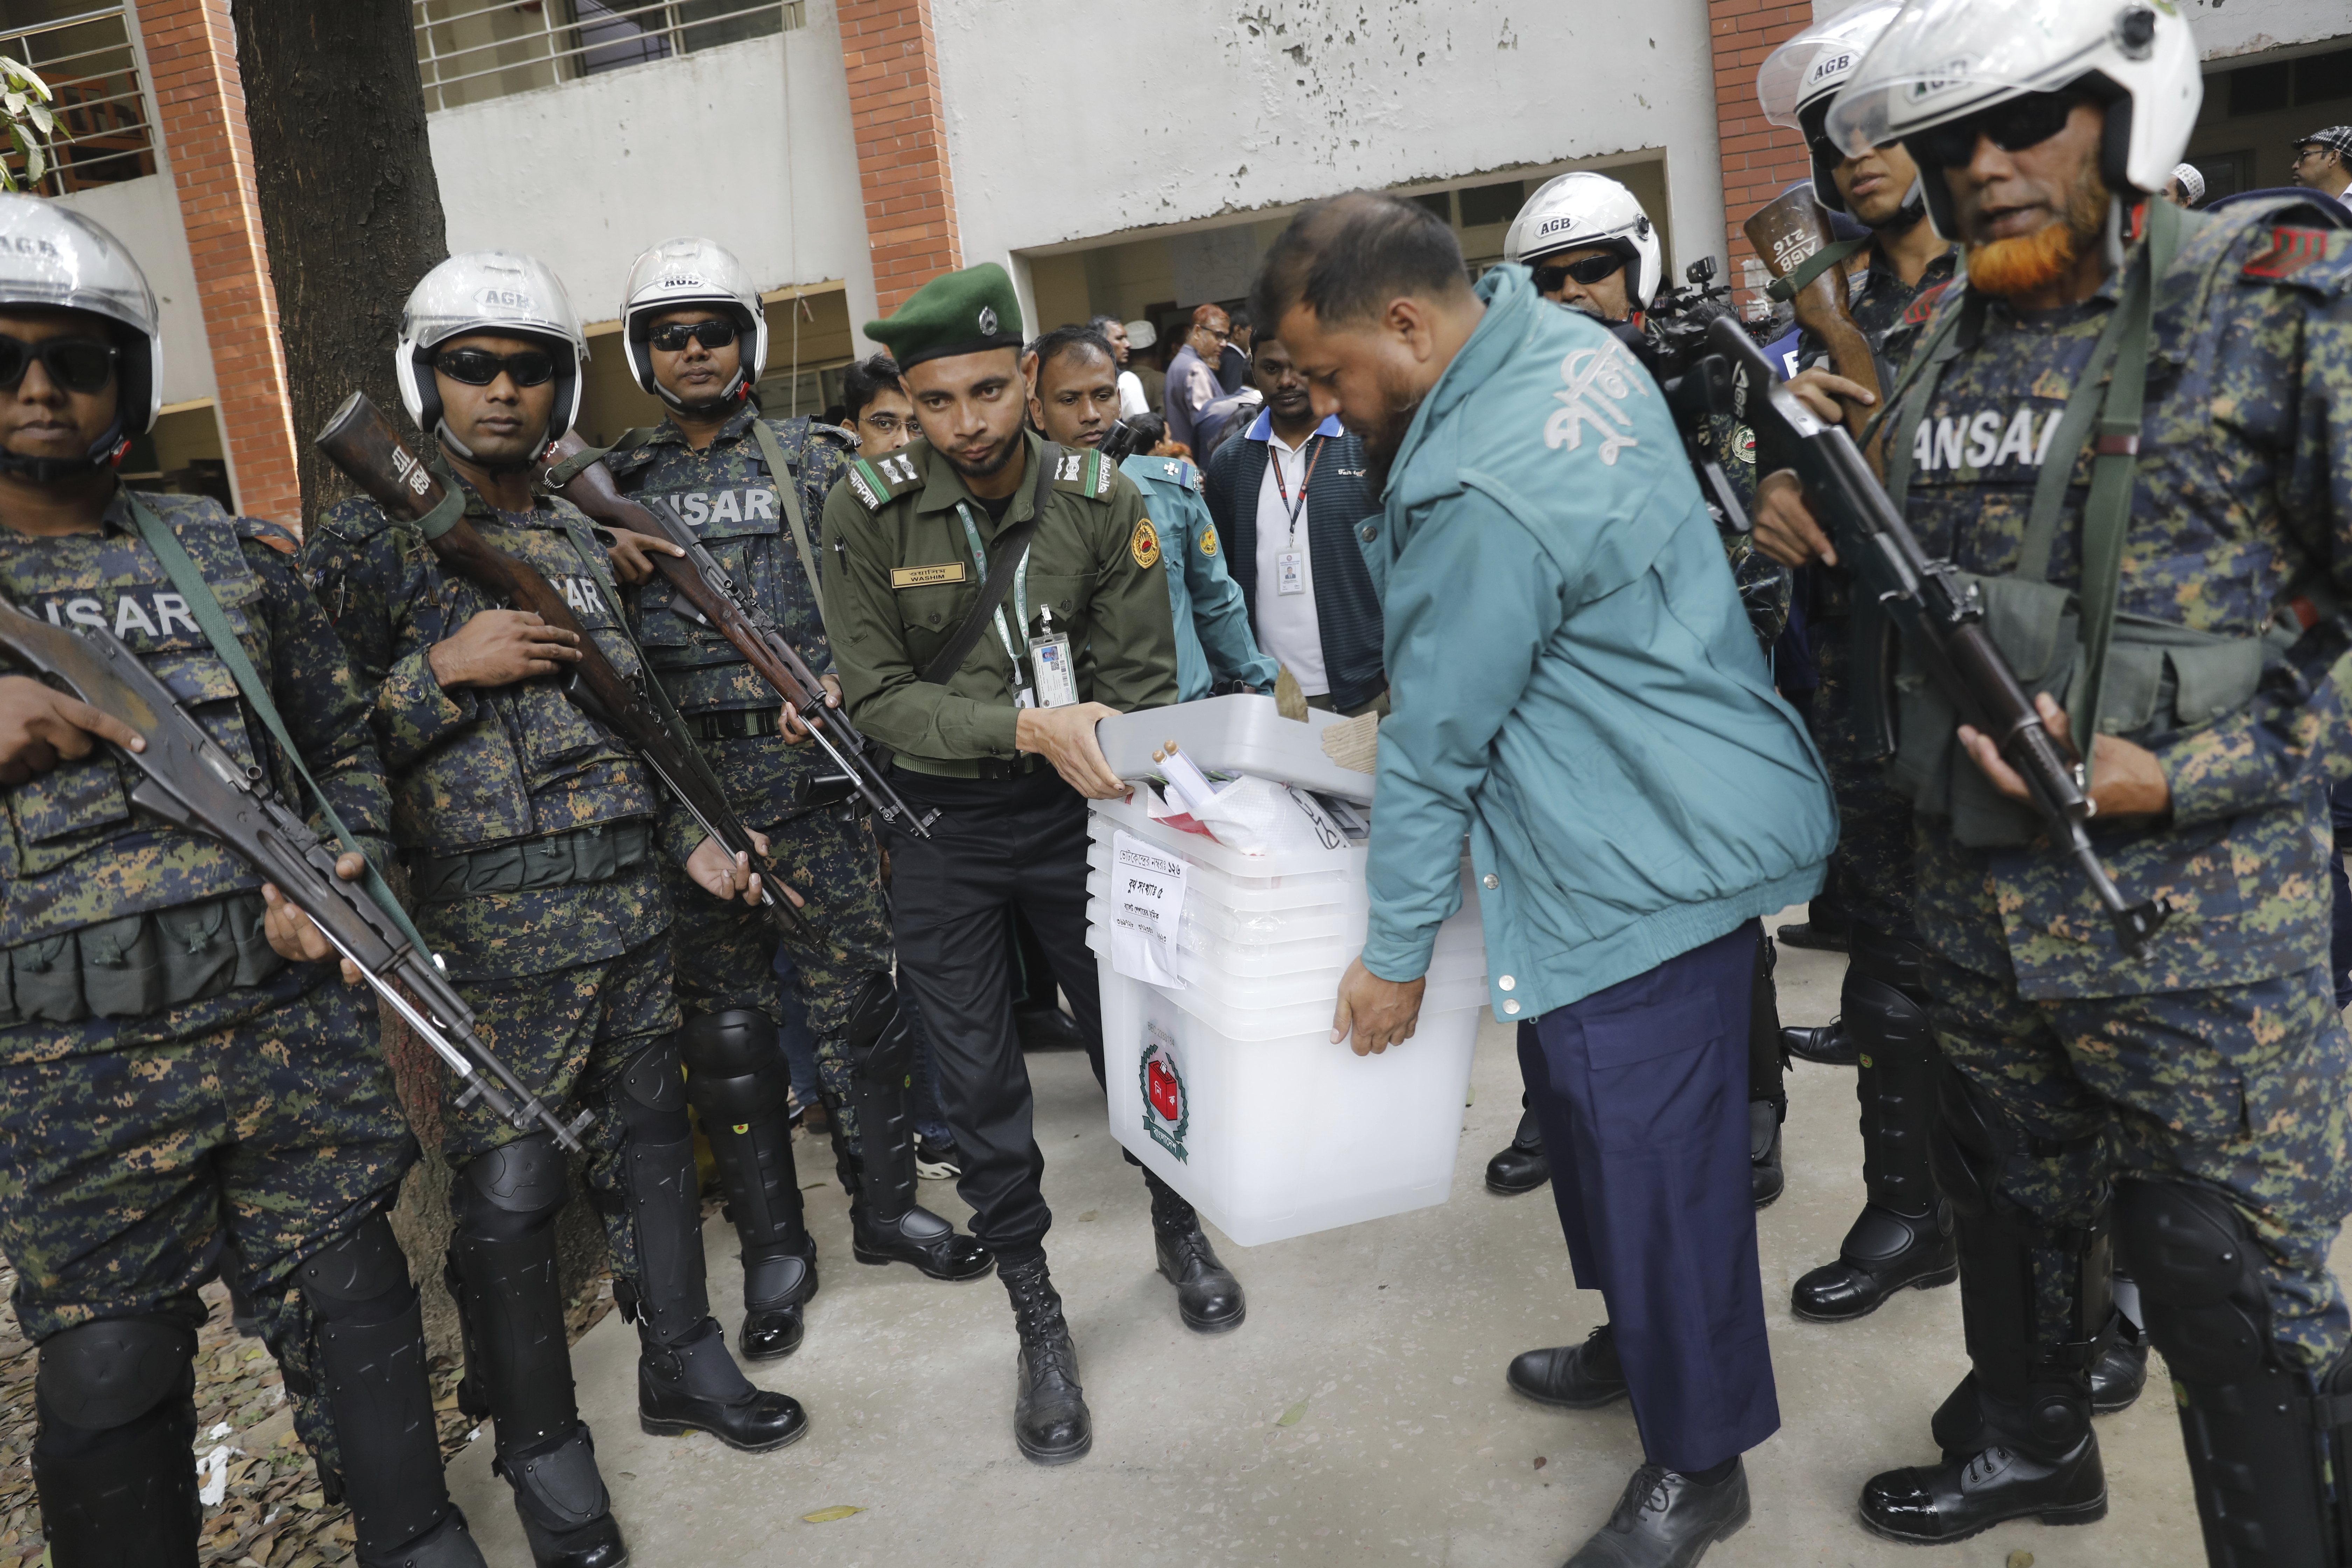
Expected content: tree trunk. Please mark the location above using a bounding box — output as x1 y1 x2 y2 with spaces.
232 0 446 535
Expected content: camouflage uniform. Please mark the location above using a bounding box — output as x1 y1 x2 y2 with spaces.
0 491 450 1553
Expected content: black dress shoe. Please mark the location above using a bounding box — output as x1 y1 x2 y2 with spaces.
1564 1461 1750 1566
1486 1108 1550 1195
1507 1324 1628 1410
1775 919 1849 953
1859 1434 2106 1544
638 1320 809 1453
854 1204 996 1281
1156 1221 1246 1332
496 1425 628 1568
737 1235 818 1363
1790 1203 1955 1322
1749 1101 1784 1210
1015 1006 1086 1051
1782 1018 1858 1066
2091 1338 2148 1414
1003 1255 1092 1465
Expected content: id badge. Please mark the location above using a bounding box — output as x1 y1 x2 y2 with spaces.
1277 550 1306 596
1030 632 1079 709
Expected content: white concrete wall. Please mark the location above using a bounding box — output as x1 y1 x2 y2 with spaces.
425 5 873 336
927 0 1723 325
2185 0 2350 62
53 173 216 408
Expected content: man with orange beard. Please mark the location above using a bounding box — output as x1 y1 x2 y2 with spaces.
1765 0 2352 1557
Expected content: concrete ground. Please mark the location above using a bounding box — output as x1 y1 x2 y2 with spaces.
446 913 2263 1567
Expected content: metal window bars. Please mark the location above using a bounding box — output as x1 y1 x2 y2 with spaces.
0 4 155 195
413 0 803 113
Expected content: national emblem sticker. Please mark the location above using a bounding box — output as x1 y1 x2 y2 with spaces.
1130 518 1161 569
1140 1023 1189 1162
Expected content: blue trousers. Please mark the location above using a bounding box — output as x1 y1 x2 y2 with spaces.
1519 921 1780 1474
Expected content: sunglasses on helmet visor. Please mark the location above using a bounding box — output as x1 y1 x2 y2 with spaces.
433 347 557 387
648 319 739 353
0 334 119 396
1906 91 2082 170
1530 252 1628 292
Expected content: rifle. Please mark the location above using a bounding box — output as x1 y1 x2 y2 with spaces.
1742 185 1884 470
1699 314 2170 956
534 432 934 836
0 594 592 1152
312 392 818 946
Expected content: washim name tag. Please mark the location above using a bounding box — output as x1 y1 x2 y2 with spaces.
891 561 968 589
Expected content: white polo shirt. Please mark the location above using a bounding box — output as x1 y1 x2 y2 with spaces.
1249 410 1345 697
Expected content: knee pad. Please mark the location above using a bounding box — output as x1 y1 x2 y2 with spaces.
1844 970 1931 1058
1849 929 1927 997
35 1315 198 1435
679 1009 790 1126
454 1132 571 1245
845 972 913 1086
2117 1178 2274 1386
295 1212 416 1326
612 1034 690 1142
1930 1064 2006 1222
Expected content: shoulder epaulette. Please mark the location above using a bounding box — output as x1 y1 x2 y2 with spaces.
1130 455 1204 495
2243 225 2340 282
1047 446 1118 502
844 448 925 510
232 516 301 556
809 420 856 447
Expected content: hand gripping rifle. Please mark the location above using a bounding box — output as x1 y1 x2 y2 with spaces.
1699 314 2171 957
0 594 591 1152
533 432 934 836
313 392 818 946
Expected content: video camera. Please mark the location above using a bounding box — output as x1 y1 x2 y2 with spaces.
1609 257 1754 534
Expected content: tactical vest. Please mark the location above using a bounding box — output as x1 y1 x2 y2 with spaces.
359 493 659 856
606 416 840 716
0 497 285 1021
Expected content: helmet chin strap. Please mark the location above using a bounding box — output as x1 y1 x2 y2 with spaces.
433 417 547 476
653 365 751 414
1874 175 1930 233
0 416 129 484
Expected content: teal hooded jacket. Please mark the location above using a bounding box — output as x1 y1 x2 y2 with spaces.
1361 266 1836 1020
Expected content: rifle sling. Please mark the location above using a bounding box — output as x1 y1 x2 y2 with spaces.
920 442 1060 686
123 495 440 962
748 416 828 623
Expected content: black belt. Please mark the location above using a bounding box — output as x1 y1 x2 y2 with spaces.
968 755 1046 780
695 708 785 741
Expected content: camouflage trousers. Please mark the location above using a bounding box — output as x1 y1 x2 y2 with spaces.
665 802 895 1145
441 904 680 1293
1806 617 1918 939
0 961 416 1479
1929 950 2352 1366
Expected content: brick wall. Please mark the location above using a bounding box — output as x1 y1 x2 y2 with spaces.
133 0 302 523
1710 0 1818 316
838 0 962 314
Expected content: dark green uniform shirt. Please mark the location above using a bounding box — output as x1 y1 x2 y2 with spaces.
822 430 1179 775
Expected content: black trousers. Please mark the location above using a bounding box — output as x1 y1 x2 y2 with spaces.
881 767 1103 1252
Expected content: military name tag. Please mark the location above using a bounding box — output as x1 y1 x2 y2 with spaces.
891 562 968 589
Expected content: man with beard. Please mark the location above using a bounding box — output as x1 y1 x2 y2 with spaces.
823 264 1243 1469
1261 190 1838 1568
1768 0 2352 1553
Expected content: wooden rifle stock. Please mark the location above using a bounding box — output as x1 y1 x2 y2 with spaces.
312 391 816 944
1742 186 1885 471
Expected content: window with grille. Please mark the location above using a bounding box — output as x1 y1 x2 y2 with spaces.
413 0 805 113
0 3 156 194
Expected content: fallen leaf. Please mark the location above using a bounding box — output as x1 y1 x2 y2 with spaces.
801 1505 866 1523
1078 1210 1099 1222
2006 1555 2034 1568
295 1490 325 1511
1276 1400 1308 1427
1533 1456 1547 1470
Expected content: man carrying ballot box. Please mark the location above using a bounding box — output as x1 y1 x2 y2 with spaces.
1253 191 1836 1568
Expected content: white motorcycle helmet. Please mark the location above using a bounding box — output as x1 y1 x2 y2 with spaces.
396 251 588 459
619 236 767 411
1825 0 2203 240
1503 173 1663 310
1756 0 1925 224
0 193 161 480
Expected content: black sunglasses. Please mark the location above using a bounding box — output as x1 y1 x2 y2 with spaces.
649 319 738 353
434 347 557 387
1907 91 2082 170
0 334 118 396
1531 252 1627 292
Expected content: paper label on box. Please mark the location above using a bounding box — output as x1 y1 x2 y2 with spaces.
1110 829 1189 989
1140 1021 1189 1162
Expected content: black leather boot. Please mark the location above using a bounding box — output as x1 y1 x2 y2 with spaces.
1001 1253 1092 1465
1564 1460 1751 1566
1792 930 1956 1321
839 976 995 1281
2090 1335 2147 1414
638 1318 807 1452
1782 1017 1858 1066
1015 1004 1086 1051
678 1010 820 1362
1748 1101 1785 1209
1506 1324 1628 1410
1146 1170 1244 1332
1485 1105 1550 1195
496 1425 628 1568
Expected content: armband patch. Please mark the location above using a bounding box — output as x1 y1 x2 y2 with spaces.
1130 518 1162 569
2244 226 2335 281
1199 524 1219 558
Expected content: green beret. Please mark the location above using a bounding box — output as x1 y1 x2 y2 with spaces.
866 262 1024 369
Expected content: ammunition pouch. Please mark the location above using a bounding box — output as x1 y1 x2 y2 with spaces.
411 819 651 903
0 889 282 1028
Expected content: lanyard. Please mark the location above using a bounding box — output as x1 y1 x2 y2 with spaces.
955 500 1030 671
1269 435 1323 538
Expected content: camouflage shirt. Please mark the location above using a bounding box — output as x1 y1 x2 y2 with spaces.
0 489 390 950
1902 197 2352 998
603 406 850 826
305 470 694 978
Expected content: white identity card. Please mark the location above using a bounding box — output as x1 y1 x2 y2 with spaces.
1277 549 1306 595
1030 632 1078 709
1110 829 1189 989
